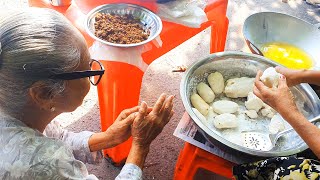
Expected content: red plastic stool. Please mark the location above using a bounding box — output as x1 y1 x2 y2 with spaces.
174 142 236 180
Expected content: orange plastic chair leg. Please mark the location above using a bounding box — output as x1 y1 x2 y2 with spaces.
174 143 235 180
94 61 144 165
210 17 229 53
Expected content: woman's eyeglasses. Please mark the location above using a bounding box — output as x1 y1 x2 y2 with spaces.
48 59 105 86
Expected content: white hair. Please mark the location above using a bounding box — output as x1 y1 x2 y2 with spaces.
0 8 88 115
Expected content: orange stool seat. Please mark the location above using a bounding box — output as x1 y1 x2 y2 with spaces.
174 142 236 180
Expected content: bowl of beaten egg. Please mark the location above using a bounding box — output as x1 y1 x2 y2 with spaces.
243 12 320 70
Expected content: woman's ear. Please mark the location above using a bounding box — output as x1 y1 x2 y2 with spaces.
28 81 54 111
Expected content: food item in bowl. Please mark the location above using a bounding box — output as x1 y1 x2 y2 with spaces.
260 67 282 88
192 108 207 123
261 42 314 70
212 100 239 114
191 94 209 116
207 107 218 119
245 110 258 119
94 13 150 44
208 72 224 94
261 104 276 119
196 82 215 103
269 114 286 134
245 92 264 112
224 77 255 98
213 113 238 129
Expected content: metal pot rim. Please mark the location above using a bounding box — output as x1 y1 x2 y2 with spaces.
180 51 320 157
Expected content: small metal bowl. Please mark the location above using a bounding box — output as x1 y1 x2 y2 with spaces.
85 3 162 48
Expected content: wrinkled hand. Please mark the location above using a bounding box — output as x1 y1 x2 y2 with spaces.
275 66 303 87
254 70 299 116
105 106 140 146
132 94 174 147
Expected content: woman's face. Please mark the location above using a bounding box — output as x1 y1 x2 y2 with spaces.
54 51 91 112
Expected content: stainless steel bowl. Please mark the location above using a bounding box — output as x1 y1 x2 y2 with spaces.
180 51 320 158
243 12 320 69
85 3 162 48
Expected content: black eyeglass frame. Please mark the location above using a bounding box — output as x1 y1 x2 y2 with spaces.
48 59 105 86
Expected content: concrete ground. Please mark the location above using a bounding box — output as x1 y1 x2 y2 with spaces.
0 0 319 179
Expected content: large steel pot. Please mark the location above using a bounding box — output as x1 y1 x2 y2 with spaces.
243 12 320 69
180 51 320 158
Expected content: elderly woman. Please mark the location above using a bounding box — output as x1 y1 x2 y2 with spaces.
233 67 320 179
0 8 174 179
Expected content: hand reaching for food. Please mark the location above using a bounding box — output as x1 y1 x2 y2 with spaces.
254 70 299 119
275 66 304 87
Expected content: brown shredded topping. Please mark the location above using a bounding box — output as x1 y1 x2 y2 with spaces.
94 12 150 44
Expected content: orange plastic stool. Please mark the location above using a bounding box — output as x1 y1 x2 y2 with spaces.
93 60 144 164
142 0 229 64
174 143 236 180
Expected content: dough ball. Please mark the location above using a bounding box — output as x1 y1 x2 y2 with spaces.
261 103 276 119
245 110 258 119
206 107 218 128
245 92 264 112
212 100 239 114
224 77 255 98
213 113 238 129
208 72 225 94
260 67 282 88
197 82 215 103
269 114 286 134
191 94 210 116
192 108 207 123
206 107 218 119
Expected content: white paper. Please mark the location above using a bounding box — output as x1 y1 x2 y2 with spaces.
174 113 258 164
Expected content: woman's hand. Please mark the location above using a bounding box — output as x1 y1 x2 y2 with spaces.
132 94 174 148
275 66 304 87
104 106 140 147
89 106 143 152
253 70 299 119
125 93 174 169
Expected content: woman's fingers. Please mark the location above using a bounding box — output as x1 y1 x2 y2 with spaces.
135 101 148 123
152 93 167 115
147 107 153 113
278 75 288 88
122 113 136 125
119 106 140 119
253 86 263 100
161 95 174 123
255 70 262 82
255 72 271 94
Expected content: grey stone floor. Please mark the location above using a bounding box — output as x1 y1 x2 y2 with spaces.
0 0 319 179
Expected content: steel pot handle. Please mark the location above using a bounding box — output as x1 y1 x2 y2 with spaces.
315 23 320 30
246 39 264 56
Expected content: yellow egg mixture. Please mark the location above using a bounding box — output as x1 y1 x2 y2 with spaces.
261 42 314 69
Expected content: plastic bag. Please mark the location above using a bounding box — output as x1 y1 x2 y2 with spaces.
157 0 208 28
89 36 162 72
